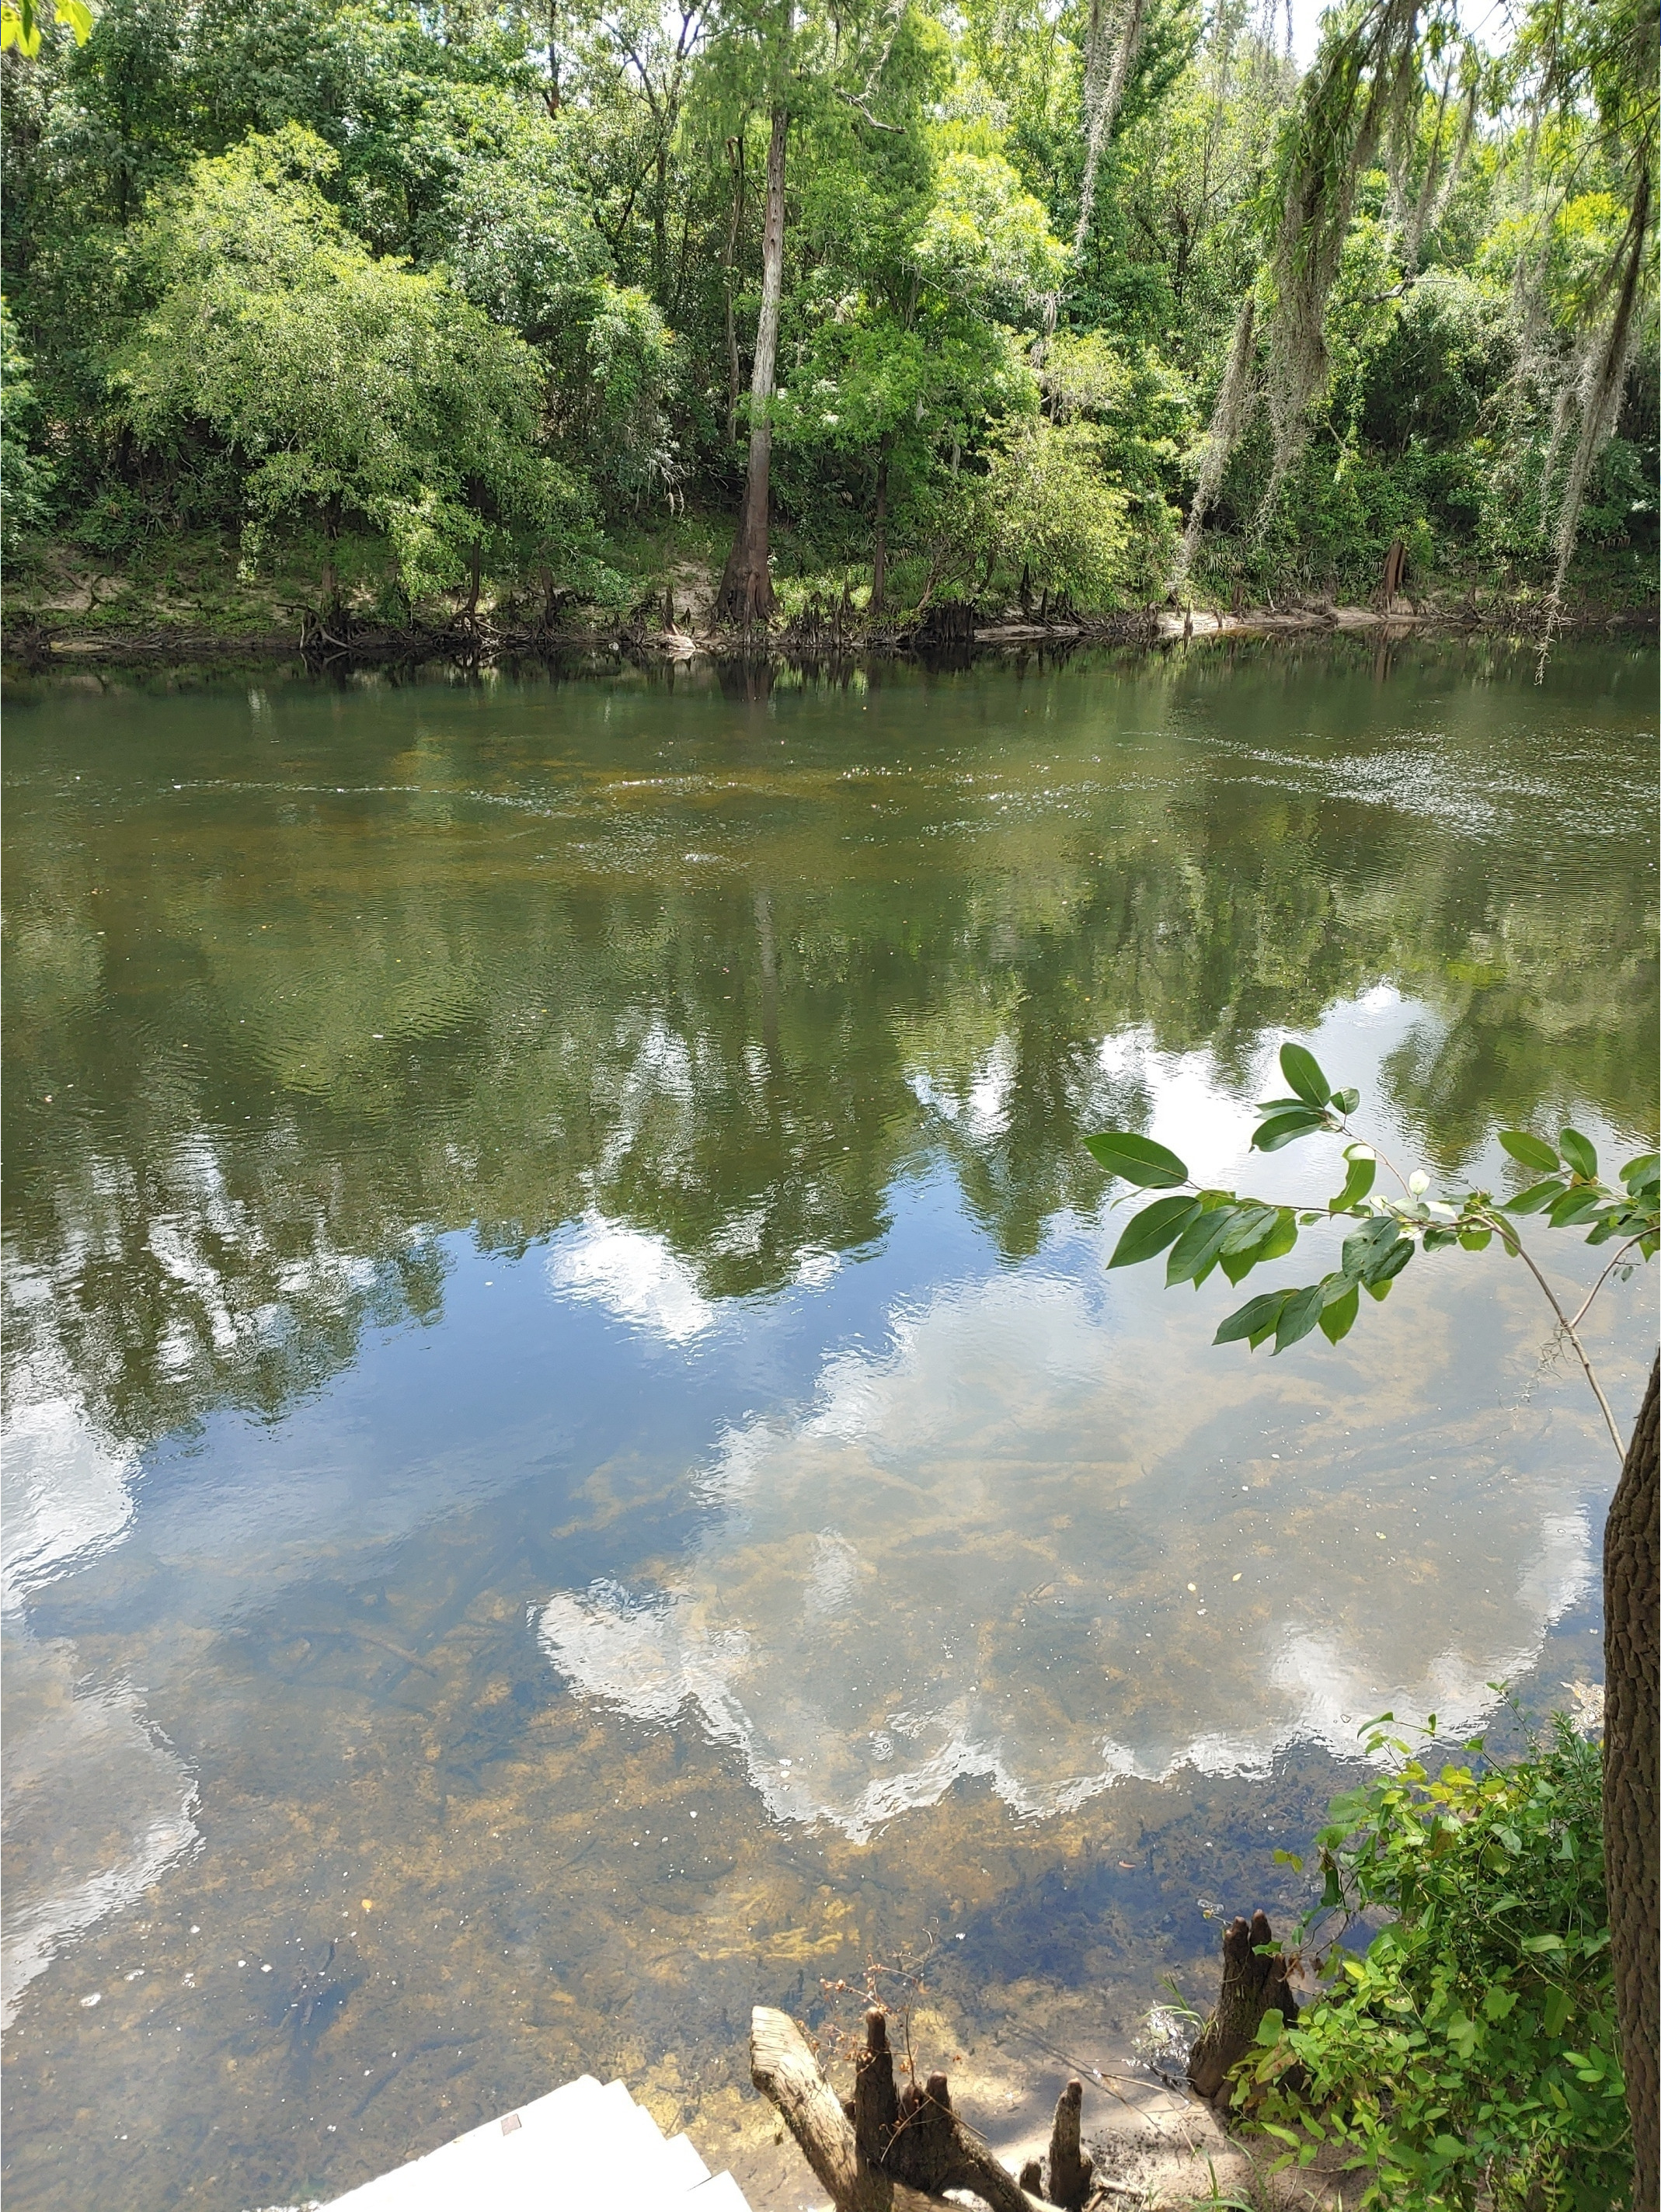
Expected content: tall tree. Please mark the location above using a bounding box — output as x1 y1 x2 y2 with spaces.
717 89 789 620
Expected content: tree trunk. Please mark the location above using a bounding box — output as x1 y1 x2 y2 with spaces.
871 436 891 613
1605 1355 1658 2206
723 134 746 443
716 103 788 627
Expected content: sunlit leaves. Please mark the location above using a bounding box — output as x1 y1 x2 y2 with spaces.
1328 1146 1376 1212
1090 1045 1658 1367
1318 1281 1359 1343
1557 1127 1598 1180
1499 1129 1559 1174
0 0 91 56
1252 1106 1327 1150
1273 1281 1326 1351
1165 1202 1236 1288
1214 1289 1290 1347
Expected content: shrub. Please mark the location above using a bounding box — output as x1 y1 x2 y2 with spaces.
1242 1714 1631 2211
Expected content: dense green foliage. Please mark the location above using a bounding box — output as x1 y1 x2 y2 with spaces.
1245 1717 1630 2209
1 0 1655 615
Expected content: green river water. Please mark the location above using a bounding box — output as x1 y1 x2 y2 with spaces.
2 637 1656 2210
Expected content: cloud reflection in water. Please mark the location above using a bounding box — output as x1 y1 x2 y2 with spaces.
541 1246 1596 1842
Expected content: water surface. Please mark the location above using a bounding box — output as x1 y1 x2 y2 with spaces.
3 639 1656 2210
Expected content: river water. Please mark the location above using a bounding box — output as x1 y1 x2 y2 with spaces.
2 638 1656 2210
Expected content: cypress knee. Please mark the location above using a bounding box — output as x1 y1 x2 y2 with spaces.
1187 1908 1296 2107
1043 2079 1092 2208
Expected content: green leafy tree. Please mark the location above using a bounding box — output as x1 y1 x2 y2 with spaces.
1 297 54 557
109 123 583 606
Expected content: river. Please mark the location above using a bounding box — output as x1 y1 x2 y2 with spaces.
2 637 1656 2210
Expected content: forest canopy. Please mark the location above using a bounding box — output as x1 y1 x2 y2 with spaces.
1 0 1655 618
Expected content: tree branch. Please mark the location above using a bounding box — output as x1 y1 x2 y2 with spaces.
836 87 902 131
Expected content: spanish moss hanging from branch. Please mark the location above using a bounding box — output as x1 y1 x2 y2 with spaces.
1175 292 1257 587
1540 162 1652 660
1074 0 1149 254
1262 0 1423 489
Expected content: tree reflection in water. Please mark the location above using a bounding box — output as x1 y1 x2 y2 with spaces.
0 637 1654 2212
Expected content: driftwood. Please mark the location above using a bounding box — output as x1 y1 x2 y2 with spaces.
1186 1910 1300 2109
752 2006 1056 2212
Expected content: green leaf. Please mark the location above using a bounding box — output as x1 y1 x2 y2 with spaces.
1252 1108 1326 1153
1620 1151 1659 1193
1084 1130 1189 1188
1330 1150 1377 1212
1503 1177 1566 1215
1274 1282 1326 1352
1218 1203 1281 1254
1167 1205 1237 1288
1371 1238 1406 1292
1548 1185 1604 1228
1254 2008 1287 2045
1457 1227 1492 1250
1558 1129 1597 1180
1108 1195 1200 1269
1272 1848 1304 1870
1280 1042 1332 1109
1330 1086 1360 1115
1520 1932 1565 1953
1214 1289 1290 1346
1499 1131 1560 1174
1318 1282 1360 1344
1259 1209 1299 1262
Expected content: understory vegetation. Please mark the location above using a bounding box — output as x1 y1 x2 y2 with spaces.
0 0 1655 626
1245 1715 1629 2211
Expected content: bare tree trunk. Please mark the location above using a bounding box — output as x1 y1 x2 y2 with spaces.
723 133 747 444
871 436 891 613
717 103 788 627
1605 1355 1658 2207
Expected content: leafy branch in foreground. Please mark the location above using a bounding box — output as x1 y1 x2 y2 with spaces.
1085 1042 1659 1455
